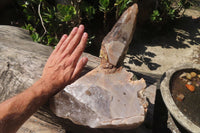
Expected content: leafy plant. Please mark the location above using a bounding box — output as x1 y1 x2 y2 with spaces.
151 0 191 23
15 0 137 47
16 0 78 45
23 24 42 42
99 0 110 25
56 4 77 22
151 10 162 22
83 5 96 21
114 0 133 19
99 0 110 12
14 0 191 52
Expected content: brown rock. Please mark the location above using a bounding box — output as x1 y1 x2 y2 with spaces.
100 4 138 66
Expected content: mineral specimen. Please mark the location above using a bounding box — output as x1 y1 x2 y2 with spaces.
50 3 147 129
100 4 138 66
50 66 146 128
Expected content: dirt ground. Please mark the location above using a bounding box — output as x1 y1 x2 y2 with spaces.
124 8 200 76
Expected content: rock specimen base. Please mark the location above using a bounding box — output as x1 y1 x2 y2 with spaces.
50 66 146 128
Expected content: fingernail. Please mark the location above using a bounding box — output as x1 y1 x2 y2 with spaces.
83 32 88 37
79 24 84 29
82 57 88 64
72 27 78 33
63 34 67 38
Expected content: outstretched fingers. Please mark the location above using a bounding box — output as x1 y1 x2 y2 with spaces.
71 57 88 82
63 25 85 56
65 28 88 82
59 27 78 53
71 32 88 63
54 34 68 53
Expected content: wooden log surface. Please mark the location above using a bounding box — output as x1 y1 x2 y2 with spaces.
0 25 100 102
0 25 154 133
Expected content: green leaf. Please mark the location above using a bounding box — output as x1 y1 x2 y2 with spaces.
114 0 123 6
56 4 76 22
115 0 132 17
99 0 110 8
99 0 110 13
31 32 40 42
151 10 162 22
84 5 96 20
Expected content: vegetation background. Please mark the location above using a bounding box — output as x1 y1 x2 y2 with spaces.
0 0 196 55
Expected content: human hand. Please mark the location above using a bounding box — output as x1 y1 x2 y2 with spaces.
41 25 88 93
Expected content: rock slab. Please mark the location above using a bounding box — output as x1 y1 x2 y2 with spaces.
50 66 146 128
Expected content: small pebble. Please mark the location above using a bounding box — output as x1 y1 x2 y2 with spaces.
190 72 197 78
182 78 188 83
196 83 199 87
179 72 187 79
177 93 185 102
193 77 197 81
197 82 200 86
185 84 195 92
186 73 192 80
187 81 192 85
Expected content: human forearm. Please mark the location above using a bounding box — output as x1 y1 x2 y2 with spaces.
0 79 53 133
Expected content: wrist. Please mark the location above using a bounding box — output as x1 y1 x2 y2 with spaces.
37 78 60 96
